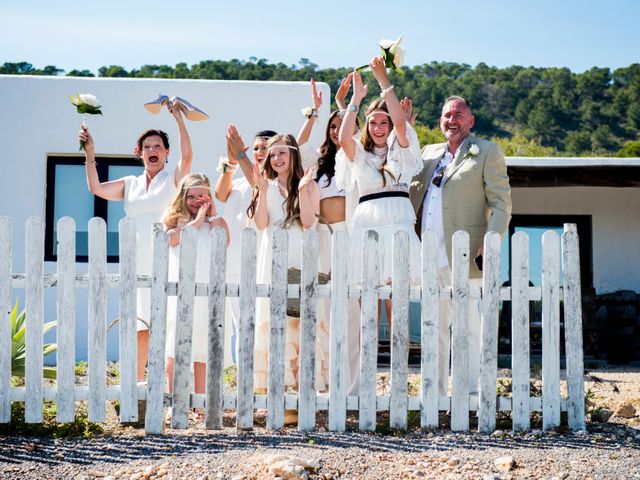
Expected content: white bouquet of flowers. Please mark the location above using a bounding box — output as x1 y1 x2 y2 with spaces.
70 93 102 150
357 35 405 75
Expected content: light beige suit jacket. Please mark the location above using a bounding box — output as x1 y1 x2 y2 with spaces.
409 134 512 278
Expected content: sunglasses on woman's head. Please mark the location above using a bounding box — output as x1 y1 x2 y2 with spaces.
432 166 446 187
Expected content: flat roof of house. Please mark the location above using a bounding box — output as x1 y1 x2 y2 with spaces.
506 157 640 167
505 157 640 187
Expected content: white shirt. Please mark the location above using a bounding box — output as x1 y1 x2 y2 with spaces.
421 146 458 268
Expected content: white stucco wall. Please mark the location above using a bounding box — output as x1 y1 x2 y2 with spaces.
512 186 640 294
0 75 329 361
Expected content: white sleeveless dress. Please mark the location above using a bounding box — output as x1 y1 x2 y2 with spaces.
253 179 329 391
122 169 176 330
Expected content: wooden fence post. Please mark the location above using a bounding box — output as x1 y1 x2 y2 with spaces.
267 228 287 430
478 231 501 433
145 223 170 434
542 231 561 430
56 217 76 423
119 217 138 422
88 217 107 422
205 227 228 430
562 224 586 431
420 231 439 429
450 231 470 432
0 217 10 423
390 231 410 430
511 232 531 431
328 230 348 431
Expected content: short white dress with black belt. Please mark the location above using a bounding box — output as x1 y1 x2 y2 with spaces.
335 122 423 285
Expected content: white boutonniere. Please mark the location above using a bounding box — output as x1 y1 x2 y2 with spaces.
466 143 480 158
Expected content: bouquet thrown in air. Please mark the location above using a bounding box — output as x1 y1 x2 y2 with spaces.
70 93 102 150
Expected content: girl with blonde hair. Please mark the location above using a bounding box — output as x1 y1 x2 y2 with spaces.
162 173 228 412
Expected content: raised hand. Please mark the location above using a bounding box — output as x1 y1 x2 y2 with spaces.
192 201 209 227
352 70 368 104
78 125 95 154
370 55 391 88
335 73 353 110
168 98 185 121
401 97 417 126
310 79 323 111
252 162 269 192
226 125 247 161
298 166 317 192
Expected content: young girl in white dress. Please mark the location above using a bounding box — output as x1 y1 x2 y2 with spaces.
162 173 229 399
248 134 328 405
337 57 423 294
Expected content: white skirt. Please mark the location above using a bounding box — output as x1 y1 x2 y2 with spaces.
349 196 421 285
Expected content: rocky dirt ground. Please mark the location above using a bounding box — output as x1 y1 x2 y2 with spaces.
1 368 639 480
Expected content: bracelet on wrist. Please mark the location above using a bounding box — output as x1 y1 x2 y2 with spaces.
301 107 318 119
216 156 238 175
346 103 359 113
84 160 97 166
380 84 395 99
205 215 219 223
235 151 248 162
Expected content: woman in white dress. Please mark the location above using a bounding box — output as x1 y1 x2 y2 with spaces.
214 128 277 367
337 57 423 313
249 134 326 415
162 173 229 398
79 101 192 381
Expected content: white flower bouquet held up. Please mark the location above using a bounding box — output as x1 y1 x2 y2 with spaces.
357 35 405 75
70 93 102 150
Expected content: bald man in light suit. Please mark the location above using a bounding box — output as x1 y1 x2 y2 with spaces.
409 95 511 397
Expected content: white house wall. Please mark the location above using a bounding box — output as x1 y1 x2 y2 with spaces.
0 75 329 361
512 186 640 294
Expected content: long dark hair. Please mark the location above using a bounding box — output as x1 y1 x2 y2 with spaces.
315 110 341 187
247 134 305 228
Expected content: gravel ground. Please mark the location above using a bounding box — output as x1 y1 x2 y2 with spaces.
1 368 639 480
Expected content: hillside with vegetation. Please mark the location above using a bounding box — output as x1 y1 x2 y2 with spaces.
3 59 640 157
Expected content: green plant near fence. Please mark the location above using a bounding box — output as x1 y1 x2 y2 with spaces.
10 299 57 379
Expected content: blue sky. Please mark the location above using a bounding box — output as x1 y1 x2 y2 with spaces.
2 0 639 74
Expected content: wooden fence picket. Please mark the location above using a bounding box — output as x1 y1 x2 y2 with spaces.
0 217 10 423
390 231 410 429
511 232 531 431
562 224 585 431
205 227 228 430
478 232 501 433
145 224 170 434
118 218 137 422
170 225 198 429
542 231 561 430
450 231 470 431
56 217 76 423
237 228 257 430
88 217 107 422
298 229 319 431
359 230 379 431
420 231 439 429
25 217 45 423
328 230 348 431
267 228 287 430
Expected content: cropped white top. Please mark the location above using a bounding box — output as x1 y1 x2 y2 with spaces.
317 173 345 200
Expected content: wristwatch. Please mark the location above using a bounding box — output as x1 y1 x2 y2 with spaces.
346 103 359 113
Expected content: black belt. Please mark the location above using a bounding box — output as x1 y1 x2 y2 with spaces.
359 190 409 204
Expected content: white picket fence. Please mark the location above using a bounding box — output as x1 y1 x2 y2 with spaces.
0 216 586 434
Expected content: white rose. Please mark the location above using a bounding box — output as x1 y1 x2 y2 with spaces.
79 93 100 107
301 107 314 117
388 36 405 67
469 143 480 156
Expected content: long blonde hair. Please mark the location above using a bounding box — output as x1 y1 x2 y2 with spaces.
162 173 211 229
